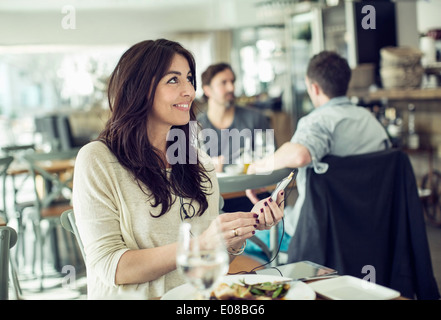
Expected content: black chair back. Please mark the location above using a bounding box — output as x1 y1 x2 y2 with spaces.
287 149 440 300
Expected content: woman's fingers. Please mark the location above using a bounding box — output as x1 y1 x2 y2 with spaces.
269 192 284 222
212 189 286 248
252 191 285 230
276 190 285 210
216 212 257 247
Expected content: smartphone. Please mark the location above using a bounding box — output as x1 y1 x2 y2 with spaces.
256 261 338 281
270 168 298 201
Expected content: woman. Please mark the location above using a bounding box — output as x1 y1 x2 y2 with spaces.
72 39 284 299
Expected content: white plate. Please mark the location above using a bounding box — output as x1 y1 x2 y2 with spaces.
308 275 401 300
161 274 316 300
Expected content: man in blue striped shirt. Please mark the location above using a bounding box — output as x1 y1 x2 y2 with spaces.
246 51 390 260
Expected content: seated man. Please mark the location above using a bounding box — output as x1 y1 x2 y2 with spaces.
198 62 273 212
246 51 390 261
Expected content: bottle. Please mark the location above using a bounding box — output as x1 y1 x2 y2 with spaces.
242 136 252 174
407 103 419 149
385 106 403 148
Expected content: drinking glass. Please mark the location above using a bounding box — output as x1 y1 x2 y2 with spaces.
176 221 229 299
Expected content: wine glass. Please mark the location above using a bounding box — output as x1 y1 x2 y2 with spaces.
176 221 229 299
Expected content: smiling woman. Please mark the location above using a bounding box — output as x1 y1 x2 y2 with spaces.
72 39 218 299
101 39 207 218
72 39 284 299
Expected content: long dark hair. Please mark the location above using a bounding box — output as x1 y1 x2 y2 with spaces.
99 39 211 217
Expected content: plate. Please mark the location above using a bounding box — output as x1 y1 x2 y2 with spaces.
161 274 316 300
308 275 401 300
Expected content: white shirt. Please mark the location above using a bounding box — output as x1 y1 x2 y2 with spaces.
72 141 219 299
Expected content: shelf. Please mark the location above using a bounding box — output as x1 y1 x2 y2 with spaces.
367 88 441 101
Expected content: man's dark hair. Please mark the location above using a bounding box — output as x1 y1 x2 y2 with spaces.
306 51 351 98
201 62 235 101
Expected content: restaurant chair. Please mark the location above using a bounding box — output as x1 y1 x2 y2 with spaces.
0 156 14 223
1 144 35 156
218 167 293 266
34 115 60 151
56 115 75 151
1 145 35 216
0 226 17 300
2 145 36 266
60 209 86 263
56 114 89 151
287 149 440 300
22 148 78 290
0 156 22 299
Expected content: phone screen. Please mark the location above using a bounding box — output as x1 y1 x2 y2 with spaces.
256 261 337 280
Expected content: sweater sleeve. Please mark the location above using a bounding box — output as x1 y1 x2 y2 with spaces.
72 142 129 288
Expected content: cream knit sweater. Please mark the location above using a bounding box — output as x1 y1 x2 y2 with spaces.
72 141 220 299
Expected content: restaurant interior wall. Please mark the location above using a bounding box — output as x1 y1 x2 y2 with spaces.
355 1 441 197
416 0 441 34
0 0 258 148
0 35 231 149
0 0 440 150
1 0 441 298
284 0 400 126
0 0 260 46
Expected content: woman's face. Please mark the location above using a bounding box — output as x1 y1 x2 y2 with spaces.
149 54 195 135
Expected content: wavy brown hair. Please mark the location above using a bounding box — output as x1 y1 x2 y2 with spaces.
99 39 211 217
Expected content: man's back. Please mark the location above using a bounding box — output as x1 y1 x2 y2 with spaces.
285 96 390 237
292 96 389 160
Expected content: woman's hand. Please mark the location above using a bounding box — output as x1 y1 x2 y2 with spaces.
199 211 258 252
252 190 285 230
199 189 284 254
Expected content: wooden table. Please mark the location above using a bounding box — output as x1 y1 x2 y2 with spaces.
219 180 295 200
7 158 75 176
228 255 264 274
5 157 76 274
162 256 408 300
7 158 75 203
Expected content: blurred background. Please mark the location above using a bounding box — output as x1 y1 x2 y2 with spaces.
1 0 441 299
1 0 440 153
